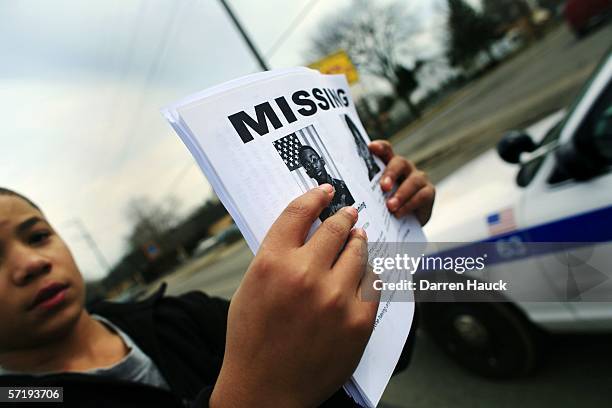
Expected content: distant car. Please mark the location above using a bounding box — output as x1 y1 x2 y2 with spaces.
491 29 525 60
564 0 612 37
421 51 612 378
193 235 219 257
192 224 242 258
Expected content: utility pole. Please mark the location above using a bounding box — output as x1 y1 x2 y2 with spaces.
65 218 111 273
218 0 270 71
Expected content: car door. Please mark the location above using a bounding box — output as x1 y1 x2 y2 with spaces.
520 56 612 330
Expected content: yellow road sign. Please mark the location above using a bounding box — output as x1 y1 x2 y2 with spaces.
308 50 359 84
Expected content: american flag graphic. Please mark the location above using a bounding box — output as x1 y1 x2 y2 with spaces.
487 208 516 236
273 125 343 192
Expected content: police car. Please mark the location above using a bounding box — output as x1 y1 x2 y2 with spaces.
420 50 612 378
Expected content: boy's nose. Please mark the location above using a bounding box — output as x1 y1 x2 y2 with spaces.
11 249 52 286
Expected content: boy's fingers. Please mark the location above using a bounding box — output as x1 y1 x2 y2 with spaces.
380 157 413 192
307 207 358 268
368 141 394 164
264 185 334 249
356 264 381 319
387 171 428 212
332 228 368 290
396 185 436 225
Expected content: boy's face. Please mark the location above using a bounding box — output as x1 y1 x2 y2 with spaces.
0 195 85 351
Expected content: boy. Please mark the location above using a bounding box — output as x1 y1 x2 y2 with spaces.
0 141 434 407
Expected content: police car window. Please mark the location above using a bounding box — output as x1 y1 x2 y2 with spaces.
517 53 612 187
516 121 563 187
576 82 612 164
594 106 612 158
547 72 611 185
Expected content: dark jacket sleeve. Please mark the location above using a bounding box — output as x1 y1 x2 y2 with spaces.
163 290 230 355
191 385 215 408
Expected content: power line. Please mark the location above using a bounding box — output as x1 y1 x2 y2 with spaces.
114 1 185 167
264 0 321 59
63 218 111 272
164 161 194 196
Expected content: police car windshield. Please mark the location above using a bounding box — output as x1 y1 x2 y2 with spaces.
516 51 612 187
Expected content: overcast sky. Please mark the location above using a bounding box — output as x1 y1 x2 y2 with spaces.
0 0 446 281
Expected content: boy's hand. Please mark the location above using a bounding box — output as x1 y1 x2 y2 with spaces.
369 140 435 226
211 185 379 408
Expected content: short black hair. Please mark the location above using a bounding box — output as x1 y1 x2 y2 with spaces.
0 188 41 212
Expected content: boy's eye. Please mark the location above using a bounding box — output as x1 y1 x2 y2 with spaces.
28 231 51 245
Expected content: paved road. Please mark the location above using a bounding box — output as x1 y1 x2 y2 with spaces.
159 242 253 299
382 331 612 408
150 22 612 408
394 23 612 183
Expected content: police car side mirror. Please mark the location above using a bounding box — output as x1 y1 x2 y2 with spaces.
497 131 537 164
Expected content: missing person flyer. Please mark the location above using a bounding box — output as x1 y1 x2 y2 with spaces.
163 68 426 407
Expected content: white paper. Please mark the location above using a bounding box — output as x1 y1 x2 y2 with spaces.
162 68 425 407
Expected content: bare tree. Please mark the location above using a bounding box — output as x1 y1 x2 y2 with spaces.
309 0 426 118
125 196 181 250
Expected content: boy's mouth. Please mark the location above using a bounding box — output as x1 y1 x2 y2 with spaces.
30 283 70 311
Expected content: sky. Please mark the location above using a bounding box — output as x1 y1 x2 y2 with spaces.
0 0 446 281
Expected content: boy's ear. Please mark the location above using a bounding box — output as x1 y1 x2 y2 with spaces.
321 158 326 166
